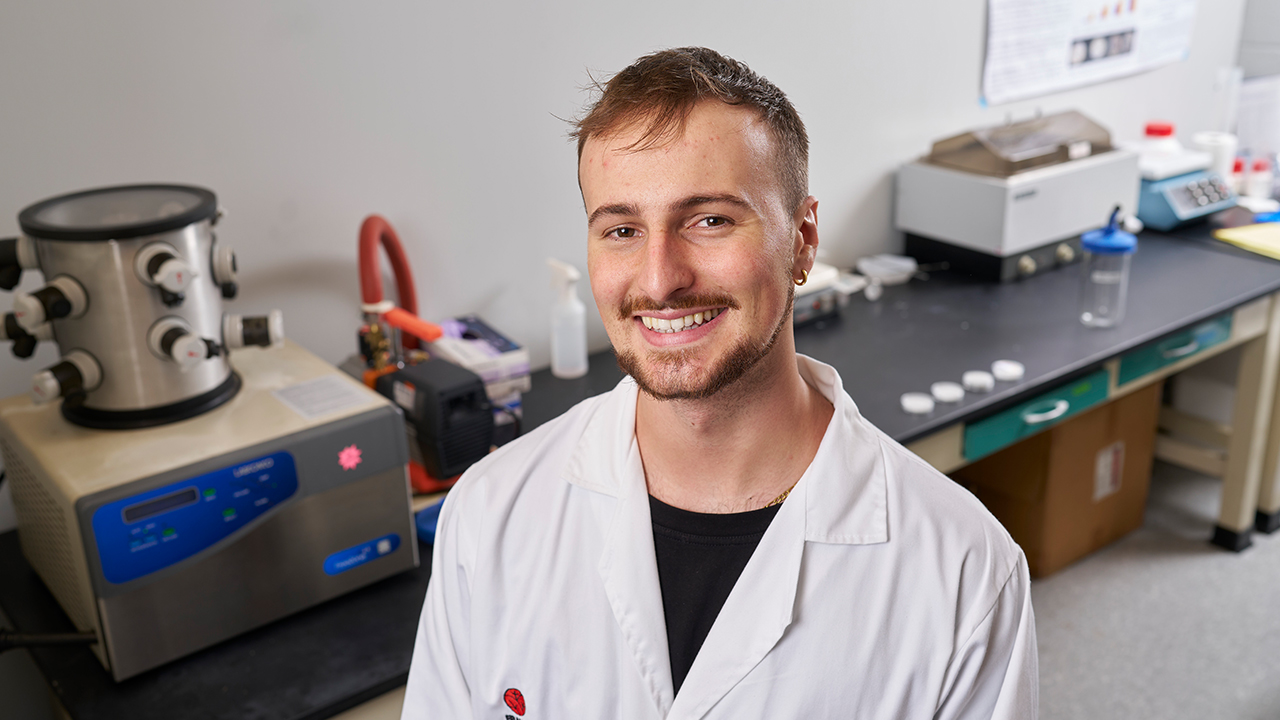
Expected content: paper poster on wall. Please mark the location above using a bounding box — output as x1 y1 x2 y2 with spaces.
982 0 1198 106
1236 75 1280 158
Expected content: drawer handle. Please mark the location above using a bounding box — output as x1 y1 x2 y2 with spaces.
1161 339 1200 359
1022 400 1069 425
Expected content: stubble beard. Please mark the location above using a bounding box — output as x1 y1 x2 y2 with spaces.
615 281 795 402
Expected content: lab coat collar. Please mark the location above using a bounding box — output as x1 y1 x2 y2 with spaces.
564 355 889 718
562 354 889 547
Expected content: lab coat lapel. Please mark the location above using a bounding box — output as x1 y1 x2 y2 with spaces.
582 382 677 717
666 479 807 720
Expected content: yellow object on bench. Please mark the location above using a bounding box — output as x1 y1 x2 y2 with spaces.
1214 223 1280 260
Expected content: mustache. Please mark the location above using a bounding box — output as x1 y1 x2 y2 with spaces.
616 293 740 321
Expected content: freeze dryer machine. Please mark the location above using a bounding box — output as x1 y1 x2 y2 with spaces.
0 183 417 680
1 340 417 680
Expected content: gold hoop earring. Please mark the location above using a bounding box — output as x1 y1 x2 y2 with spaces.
794 268 808 287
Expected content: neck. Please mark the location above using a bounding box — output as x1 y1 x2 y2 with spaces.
635 341 834 513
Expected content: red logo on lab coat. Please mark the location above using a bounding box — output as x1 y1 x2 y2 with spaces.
503 687 525 716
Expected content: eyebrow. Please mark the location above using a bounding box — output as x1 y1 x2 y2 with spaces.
675 194 752 213
586 194 753 228
587 203 640 228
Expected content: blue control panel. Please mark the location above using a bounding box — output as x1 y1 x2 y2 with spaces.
92 452 299 585
1137 170 1236 232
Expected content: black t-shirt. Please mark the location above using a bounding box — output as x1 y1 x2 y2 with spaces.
648 494 782 694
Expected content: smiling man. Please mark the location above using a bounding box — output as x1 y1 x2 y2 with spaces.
403 47 1038 720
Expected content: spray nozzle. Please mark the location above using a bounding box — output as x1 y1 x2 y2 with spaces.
548 258 581 303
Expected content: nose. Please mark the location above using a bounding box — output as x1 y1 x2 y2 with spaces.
636 229 694 303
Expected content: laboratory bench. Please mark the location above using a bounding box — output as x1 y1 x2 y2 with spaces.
529 228 1280 550
5 226 1280 719
0 528 430 720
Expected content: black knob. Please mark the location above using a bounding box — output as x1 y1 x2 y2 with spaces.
11 335 36 358
0 238 22 291
159 289 185 307
4 313 39 358
0 265 21 291
220 282 238 300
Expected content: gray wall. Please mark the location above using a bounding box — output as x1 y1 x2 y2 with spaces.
0 0 1249 394
1240 0 1280 77
0 0 1254 709
0 0 1252 527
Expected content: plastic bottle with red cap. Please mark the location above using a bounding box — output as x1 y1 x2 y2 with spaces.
1142 121 1182 155
1246 157 1274 200
1230 157 1246 195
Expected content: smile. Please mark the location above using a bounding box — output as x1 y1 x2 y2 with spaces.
639 308 723 333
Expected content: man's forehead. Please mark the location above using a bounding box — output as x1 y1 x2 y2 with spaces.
580 102 772 166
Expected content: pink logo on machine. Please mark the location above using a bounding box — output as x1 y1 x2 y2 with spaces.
338 444 363 471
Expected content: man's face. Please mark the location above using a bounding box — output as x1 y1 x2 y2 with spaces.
580 101 814 400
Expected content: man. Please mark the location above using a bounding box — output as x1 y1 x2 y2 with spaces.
403 47 1037 719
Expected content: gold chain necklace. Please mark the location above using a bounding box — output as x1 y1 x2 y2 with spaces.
764 483 797 508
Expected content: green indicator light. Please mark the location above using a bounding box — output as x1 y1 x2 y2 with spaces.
163 528 176 536
203 488 216 497
223 508 235 517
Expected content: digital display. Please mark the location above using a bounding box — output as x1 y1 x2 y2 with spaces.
94 451 300 585
122 487 198 523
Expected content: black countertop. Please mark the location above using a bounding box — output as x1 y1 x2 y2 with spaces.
526 231 1280 444
0 530 431 720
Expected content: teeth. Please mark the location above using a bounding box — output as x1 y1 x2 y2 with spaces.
640 308 724 333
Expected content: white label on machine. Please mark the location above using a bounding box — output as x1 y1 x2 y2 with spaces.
393 381 416 412
273 376 372 420
1094 441 1125 502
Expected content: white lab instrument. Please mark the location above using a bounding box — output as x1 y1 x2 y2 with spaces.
1 340 416 681
547 259 588 379
896 111 1140 282
1133 123 1237 231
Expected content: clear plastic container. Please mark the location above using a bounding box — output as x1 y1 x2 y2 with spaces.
1080 211 1137 328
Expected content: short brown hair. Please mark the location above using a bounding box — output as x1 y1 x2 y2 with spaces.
572 47 809 213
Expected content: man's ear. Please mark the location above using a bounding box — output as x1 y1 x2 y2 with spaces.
794 196 819 274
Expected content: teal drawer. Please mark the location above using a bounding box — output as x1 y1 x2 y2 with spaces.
1117 314 1233 386
963 369 1111 462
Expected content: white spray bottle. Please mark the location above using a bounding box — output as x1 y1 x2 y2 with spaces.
548 258 588 379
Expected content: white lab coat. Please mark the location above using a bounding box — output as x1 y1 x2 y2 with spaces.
403 356 1038 720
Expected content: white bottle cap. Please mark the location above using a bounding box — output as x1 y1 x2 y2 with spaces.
962 370 995 392
152 257 196 292
931 381 965 403
30 370 60 405
12 292 45 330
901 392 935 414
171 334 208 369
992 359 1025 382
268 309 286 348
